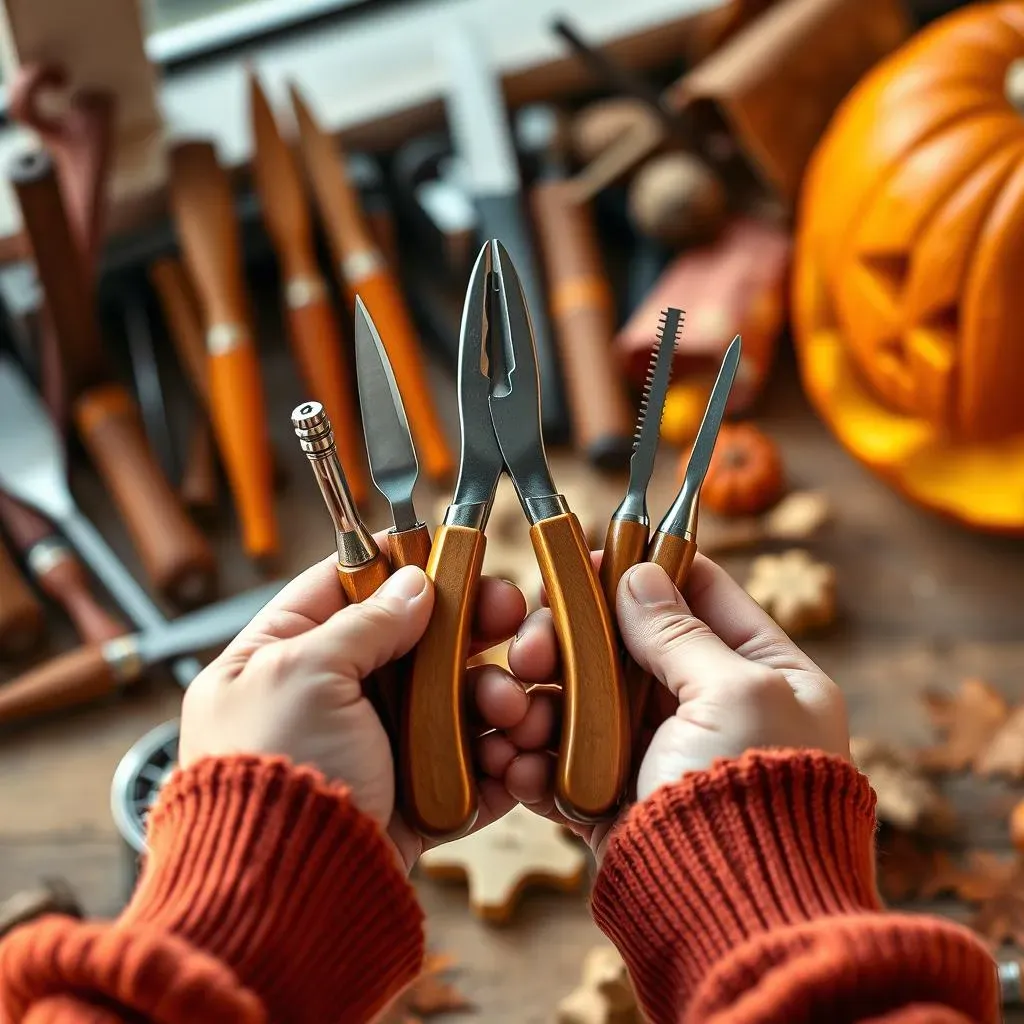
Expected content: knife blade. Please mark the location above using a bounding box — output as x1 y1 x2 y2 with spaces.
438 24 569 444
353 296 431 570
0 580 284 728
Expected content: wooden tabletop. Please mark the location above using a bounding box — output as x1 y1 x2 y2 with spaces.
1 333 1022 1019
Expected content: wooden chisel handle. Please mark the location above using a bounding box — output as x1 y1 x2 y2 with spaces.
0 644 122 726
207 334 279 563
74 384 218 608
531 512 629 823
599 519 650 632
349 271 454 483
530 181 634 469
0 493 124 644
337 552 391 605
149 257 210 405
387 525 432 571
626 529 698 759
286 285 368 503
180 416 220 519
0 534 46 659
403 524 482 839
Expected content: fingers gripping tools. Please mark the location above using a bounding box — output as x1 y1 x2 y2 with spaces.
402 240 628 840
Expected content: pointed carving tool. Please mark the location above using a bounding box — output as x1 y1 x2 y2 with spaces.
599 308 682 621
625 334 742 754
248 70 367 502
0 355 203 687
288 83 454 483
167 139 278 564
353 296 431 571
0 580 282 728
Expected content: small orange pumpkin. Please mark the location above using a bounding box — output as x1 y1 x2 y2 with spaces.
793 2 1024 533
697 422 785 517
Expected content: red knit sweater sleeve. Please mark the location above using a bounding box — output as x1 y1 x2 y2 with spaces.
591 748 1001 1024
0 755 425 1024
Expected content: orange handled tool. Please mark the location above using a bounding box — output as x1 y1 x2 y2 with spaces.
248 70 368 502
167 140 277 564
404 240 629 840
289 83 454 484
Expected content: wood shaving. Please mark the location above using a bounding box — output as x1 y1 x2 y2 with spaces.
917 678 1010 775
379 953 471 1023
744 549 836 636
557 945 640 1024
975 707 1024 779
763 491 831 540
851 738 955 836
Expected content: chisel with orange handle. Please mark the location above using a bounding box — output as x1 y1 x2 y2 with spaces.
619 334 742 769
288 83 454 484
167 140 278 565
248 70 368 504
598 308 682 660
403 240 628 841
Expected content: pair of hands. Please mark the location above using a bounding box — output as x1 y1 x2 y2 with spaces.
181 531 850 872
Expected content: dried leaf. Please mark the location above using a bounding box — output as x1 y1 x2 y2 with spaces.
976 708 1024 779
971 864 1024 949
851 738 955 836
919 851 1017 903
917 678 1010 774
379 953 471 1023
744 549 836 636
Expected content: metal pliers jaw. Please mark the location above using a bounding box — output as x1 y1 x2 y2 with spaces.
444 239 567 530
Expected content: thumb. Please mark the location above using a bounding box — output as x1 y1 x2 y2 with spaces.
301 565 434 680
617 562 746 700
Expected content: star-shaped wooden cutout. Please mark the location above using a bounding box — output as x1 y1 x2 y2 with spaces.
418 804 589 923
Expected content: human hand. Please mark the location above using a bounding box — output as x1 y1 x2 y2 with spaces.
506 553 850 860
179 533 553 872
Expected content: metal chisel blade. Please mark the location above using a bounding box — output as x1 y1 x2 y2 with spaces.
353 295 420 532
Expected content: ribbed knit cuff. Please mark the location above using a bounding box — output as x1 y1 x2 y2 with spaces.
591 749 998 1023
118 755 425 1023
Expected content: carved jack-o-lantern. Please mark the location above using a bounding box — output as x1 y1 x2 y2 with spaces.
793 2 1024 533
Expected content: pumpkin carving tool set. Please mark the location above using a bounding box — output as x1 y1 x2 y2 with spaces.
293 236 743 841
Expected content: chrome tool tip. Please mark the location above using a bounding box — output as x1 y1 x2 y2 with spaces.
290 400 335 457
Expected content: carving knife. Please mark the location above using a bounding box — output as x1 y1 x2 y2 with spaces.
288 83 454 484
353 296 431 571
0 580 284 727
248 70 368 502
438 24 570 444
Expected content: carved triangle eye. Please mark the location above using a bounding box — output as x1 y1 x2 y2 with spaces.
861 252 911 305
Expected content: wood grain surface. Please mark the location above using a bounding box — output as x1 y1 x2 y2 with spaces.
3 337 1024 1019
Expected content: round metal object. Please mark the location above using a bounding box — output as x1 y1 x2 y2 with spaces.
111 718 180 855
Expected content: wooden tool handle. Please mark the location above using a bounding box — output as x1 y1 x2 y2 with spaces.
531 512 628 823
403 524 482 838
628 529 699 753
149 257 210 406
286 293 368 503
31 545 126 644
530 181 634 469
74 384 218 607
388 525 432 571
349 271 454 483
0 645 118 725
180 416 219 518
0 536 46 660
337 553 390 604
599 518 650 621
207 339 279 563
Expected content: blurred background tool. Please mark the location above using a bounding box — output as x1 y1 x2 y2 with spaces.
248 69 368 504
289 84 455 484
167 139 278 565
0 355 203 688
0 580 282 728
0 532 46 660
8 148 217 608
354 296 431 572
439 25 569 446
518 104 634 470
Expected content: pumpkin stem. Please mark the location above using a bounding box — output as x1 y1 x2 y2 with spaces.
1007 59 1024 114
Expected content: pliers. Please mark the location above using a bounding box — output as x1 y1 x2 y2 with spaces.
401 239 629 839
